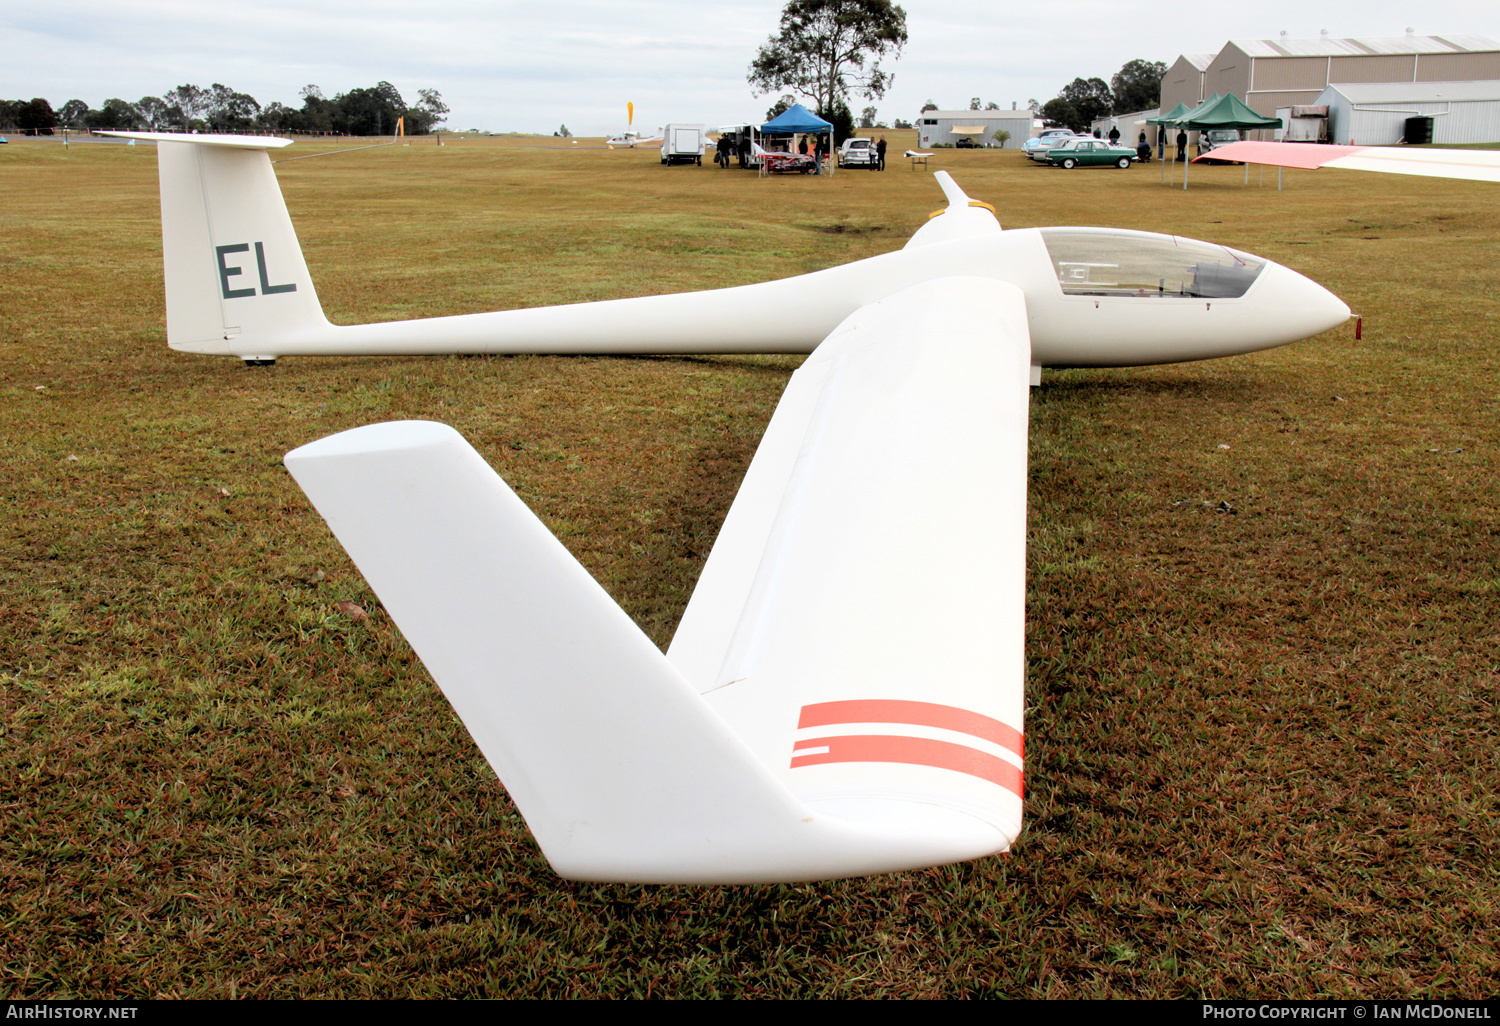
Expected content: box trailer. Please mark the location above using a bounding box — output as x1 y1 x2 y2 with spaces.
1275 105 1328 143
661 124 707 166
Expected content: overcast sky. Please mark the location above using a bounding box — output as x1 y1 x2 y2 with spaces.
6 1 1500 135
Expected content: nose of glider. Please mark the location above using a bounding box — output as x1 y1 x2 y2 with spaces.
1255 259 1352 343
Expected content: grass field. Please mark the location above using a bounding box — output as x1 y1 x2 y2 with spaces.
1 132 1497 999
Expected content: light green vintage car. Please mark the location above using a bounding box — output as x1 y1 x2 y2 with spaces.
1045 138 1137 169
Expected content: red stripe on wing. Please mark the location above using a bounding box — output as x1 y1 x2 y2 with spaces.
797 699 1022 758
790 734 1023 799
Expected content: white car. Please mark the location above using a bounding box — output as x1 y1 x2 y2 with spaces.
838 137 878 168
1022 129 1079 161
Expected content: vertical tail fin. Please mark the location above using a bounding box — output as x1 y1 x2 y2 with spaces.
903 170 1002 249
101 132 330 359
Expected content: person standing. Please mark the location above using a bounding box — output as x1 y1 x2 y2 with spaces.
876 135 887 170
1176 128 1188 162
1108 125 1120 146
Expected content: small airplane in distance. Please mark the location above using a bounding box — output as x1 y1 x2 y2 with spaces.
607 100 662 148
105 129 1352 884
605 129 663 148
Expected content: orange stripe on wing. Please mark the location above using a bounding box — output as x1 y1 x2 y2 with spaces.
797 700 1022 758
791 735 1022 799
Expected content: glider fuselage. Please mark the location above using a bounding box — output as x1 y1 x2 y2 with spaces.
106 131 1349 367
187 224 1349 367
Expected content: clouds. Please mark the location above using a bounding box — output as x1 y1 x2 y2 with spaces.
5 0 1499 134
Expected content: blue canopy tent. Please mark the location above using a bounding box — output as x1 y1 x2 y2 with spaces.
761 103 833 135
760 104 834 175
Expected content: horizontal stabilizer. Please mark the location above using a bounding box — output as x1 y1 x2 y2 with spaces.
95 130 294 150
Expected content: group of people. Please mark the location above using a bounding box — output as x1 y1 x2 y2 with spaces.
712 133 889 172
1087 123 1178 164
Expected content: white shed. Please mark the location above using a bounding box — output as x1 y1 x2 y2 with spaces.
1315 81 1500 145
916 109 1037 149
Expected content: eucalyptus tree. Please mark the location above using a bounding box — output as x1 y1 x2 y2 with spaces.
747 0 908 121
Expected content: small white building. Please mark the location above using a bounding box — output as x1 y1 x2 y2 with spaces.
1089 107 1160 144
1315 81 1500 145
916 108 1037 149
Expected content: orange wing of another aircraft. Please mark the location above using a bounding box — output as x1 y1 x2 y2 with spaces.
1196 140 1500 183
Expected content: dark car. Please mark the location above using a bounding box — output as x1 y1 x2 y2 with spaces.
1046 139 1137 169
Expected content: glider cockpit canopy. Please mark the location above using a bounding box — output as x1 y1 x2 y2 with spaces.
1040 228 1266 299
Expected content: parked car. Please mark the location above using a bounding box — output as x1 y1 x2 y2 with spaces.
1022 130 1079 161
838 137 877 168
1046 139 1137 169
1198 129 1244 164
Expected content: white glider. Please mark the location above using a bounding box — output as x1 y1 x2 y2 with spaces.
98 131 1348 372
1194 140 1500 184
109 130 1352 883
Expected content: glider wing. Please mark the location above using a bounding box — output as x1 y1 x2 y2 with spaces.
285 275 1032 883
1197 140 1500 183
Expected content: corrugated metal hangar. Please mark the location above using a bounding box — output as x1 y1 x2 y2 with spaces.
916 109 1036 149
1159 54 1215 120
1204 33 1500 117
1160 32 1500 145
1315 81 1500 145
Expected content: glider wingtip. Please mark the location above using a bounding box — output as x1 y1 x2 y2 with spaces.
284 420 462 466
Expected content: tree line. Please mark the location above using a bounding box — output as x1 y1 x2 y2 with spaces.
0 82 449 136
1040 60 1167 134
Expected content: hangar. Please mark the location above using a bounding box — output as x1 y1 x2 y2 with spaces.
1201 32 1500 118
916 108 1036 149
1160 33 1500 146
1315 80 1500 145
1158 53 1215 120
